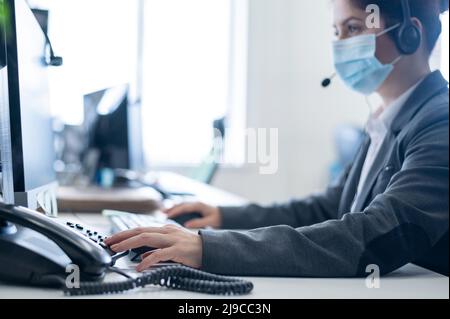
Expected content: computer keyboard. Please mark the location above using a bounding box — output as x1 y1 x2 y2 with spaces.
104 210 181 233
103 210 182 261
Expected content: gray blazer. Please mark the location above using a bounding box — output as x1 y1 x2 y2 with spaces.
199 71 449 277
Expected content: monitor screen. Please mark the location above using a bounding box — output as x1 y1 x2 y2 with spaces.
84 85 130 170
56 84 144 186
82 84 145 173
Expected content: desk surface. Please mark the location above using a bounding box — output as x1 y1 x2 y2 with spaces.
0 261 447 299
0 172 448 299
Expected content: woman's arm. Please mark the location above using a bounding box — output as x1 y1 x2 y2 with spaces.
200 113 449 277
165 166 352 230
218 171 349 229
106 104 448 277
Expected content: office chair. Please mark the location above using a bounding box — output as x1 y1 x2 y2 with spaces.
329 125 365 183
189 117 226 184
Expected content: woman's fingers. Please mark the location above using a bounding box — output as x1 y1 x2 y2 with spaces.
184 216 213 229
104 226 173 246
136 248 176 272
110 232 173 252
165 202 204 219
140 251 154 260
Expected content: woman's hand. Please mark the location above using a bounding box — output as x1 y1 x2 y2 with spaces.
104 225 203 271
165 202 222 229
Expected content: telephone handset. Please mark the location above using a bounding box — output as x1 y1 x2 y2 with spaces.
0 202 254 296
0 203 113 286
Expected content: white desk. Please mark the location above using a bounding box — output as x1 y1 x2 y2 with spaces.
0 172 448 299
0 257 447 299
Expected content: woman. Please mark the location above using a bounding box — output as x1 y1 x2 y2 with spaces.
105 0 449 277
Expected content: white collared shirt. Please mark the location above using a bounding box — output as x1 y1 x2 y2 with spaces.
350 80 423 212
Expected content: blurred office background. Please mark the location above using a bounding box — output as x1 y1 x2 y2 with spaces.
26 0 449 205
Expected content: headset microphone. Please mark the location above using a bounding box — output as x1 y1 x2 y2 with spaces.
321 72 336 88
43 32 63 67
31 10 63 67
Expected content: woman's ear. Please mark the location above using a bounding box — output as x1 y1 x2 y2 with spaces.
410 17 424 34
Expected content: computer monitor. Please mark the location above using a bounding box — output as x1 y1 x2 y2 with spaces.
80 84 144 183
0 0 57 213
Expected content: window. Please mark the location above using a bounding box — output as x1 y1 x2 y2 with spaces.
440 12 449 81
26 0 139 125
431 11 449 81
141 0 247 167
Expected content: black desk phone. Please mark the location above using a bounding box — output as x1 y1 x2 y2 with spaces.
0 202 253 296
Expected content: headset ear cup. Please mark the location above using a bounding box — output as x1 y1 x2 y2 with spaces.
396 24 421 55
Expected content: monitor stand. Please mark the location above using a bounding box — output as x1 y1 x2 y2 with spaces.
14 181 58 217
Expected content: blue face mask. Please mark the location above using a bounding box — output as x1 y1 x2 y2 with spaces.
333 24 402 95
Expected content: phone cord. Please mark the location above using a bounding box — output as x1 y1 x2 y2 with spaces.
63 265 254 296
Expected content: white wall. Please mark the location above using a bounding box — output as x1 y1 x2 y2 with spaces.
213 0 369 205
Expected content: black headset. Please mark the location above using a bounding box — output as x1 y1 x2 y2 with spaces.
395 0 422 55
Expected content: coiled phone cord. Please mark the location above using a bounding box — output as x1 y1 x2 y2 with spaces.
64 265 254 296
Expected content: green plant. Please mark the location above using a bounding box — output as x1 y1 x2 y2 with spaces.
0 0 9 28
0 0 10 38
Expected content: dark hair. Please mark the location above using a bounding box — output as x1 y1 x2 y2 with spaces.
350 0 449 53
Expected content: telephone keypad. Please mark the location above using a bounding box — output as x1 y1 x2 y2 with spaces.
66 222 112 253
64 221 129 262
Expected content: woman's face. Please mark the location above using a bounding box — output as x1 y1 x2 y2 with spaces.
332 0 400 65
